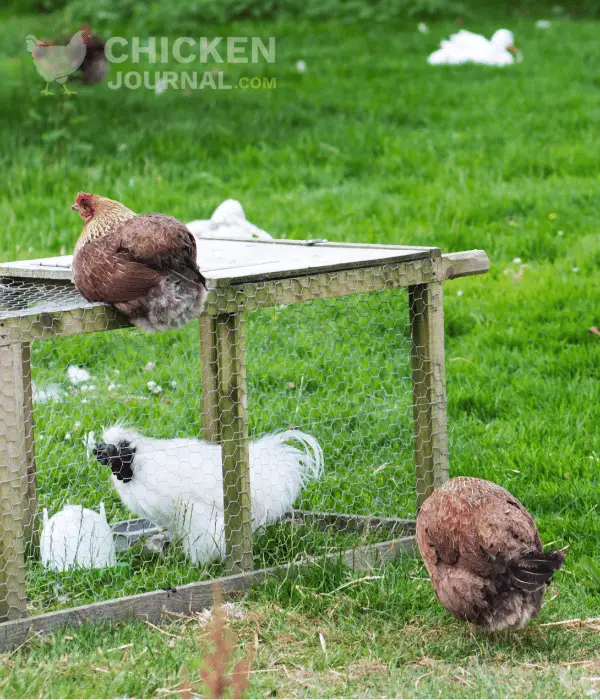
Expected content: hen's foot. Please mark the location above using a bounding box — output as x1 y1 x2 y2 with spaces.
41 84 53 96
62 84 77 95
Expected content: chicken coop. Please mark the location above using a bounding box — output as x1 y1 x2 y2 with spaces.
0 239 488 648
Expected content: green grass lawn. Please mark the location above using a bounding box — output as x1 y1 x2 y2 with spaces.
0 9 600 698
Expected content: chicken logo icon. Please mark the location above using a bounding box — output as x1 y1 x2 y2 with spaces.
26 26 92 95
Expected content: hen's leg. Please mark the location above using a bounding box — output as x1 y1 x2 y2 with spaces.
41 83 53 95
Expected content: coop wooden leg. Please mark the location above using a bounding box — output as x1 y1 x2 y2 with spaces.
21 343 38 556
0 343 30 621
215 313 253 574
199 316 220 442
409 281 449 508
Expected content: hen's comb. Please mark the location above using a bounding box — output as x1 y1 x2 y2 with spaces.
72 192 94 212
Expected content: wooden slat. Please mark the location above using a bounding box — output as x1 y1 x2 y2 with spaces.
441 250 490 280
0 258 72 281
21 344 38 555
216 314 253 574
289 510 415 536
195 237 435 251
0 534 415 651
0 344 29 621
409 276 449 507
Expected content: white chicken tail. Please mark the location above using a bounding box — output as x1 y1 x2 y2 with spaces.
248 430 324 528
277 430 324 484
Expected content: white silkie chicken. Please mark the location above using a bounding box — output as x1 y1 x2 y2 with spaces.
186 200 273 240
428 29 522 66
40 503 116 571
93 426 323 564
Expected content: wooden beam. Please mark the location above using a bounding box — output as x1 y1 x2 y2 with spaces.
288 510 415 536
0 305 130 347
0 534 415 651
0 344 29 621
205 259 436 316
199 317 220 442
21 344 38 555
215 313 253 574
441 250 490 280
409 277 449 508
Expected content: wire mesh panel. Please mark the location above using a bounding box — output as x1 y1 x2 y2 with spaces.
28 327 214 615
245 287 416 561
0 253 447 624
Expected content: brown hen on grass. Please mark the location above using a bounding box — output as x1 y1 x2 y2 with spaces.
417 477 565 631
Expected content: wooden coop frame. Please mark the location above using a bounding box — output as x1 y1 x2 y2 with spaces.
0 239 489 649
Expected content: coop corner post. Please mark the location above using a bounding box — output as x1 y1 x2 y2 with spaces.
214 311 253 574
409 268 449 509
0 340 31 622
21 343 38 556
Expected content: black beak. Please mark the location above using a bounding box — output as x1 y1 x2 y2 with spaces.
93 442 115 465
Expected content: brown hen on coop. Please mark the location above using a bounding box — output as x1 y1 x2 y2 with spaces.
72 193 207 332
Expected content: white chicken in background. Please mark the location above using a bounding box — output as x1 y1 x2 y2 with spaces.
40 503 116 571
93 427 323 564
186 200 273 240
428 29 522 66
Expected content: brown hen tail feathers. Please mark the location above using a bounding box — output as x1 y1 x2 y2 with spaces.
510 549 566 592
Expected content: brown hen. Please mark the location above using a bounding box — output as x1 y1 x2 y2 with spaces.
417 477 565 631
72 193 207 332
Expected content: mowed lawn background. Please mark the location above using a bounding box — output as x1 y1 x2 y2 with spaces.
0 7 600 698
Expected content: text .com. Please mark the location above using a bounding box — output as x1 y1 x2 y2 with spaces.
108 72 277 91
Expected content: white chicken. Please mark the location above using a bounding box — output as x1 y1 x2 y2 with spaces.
428 29 522 66
40 503 116 571
186 200 273 240
93 426 323 564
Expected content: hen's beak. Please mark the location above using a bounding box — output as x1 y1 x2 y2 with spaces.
508 44 523 62
71 202 80 212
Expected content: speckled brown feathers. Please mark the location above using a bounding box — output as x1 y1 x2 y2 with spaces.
416 477 565 631
72 193 207 332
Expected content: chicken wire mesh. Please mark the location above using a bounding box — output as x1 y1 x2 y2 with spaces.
0 257 446 622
